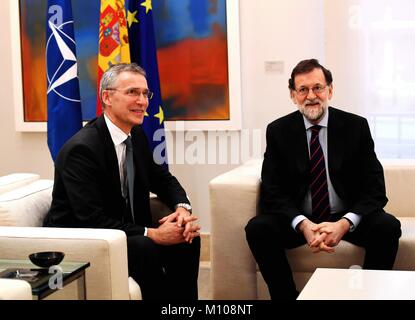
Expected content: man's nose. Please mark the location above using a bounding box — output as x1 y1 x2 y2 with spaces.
136 94 148 103
306 88 317 99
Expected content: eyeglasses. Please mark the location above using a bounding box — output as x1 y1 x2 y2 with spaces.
295 84 327 97
106 87 154 100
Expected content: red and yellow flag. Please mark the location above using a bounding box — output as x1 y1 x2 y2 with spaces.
96 0 130 115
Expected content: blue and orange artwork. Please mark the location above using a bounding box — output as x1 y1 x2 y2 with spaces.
19 0 229 122
152 0 229 120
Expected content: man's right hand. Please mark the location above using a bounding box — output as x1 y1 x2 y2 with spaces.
298 219 335 253
147 212 186 245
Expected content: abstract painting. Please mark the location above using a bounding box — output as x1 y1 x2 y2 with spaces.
14 0 240 130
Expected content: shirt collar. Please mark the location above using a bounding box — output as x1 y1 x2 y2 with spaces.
104 114 129 146
302 107 329 130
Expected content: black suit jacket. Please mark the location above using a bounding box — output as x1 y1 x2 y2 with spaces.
260 107 388 222
44 115 189 236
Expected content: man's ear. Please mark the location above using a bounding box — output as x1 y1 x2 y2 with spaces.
328 84 333 100
102 90 112 106
290 90 297 104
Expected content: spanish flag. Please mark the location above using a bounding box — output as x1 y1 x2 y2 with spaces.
96 0 130 115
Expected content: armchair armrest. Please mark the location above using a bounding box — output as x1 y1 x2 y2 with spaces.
209 159 263 299
0 279 32 300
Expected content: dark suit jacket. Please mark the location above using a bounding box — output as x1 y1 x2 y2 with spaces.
260 107 388 222
44 115 189 236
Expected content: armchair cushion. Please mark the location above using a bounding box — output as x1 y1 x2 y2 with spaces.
0 180 53 227
0 173 39 195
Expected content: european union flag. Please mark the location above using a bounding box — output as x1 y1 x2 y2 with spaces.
127 0 168 168
46 0 82 161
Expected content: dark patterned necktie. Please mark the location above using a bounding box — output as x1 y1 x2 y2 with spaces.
124 136 135 223
309 125 330 222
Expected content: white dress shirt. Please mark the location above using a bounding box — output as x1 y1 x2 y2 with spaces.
103 114 148 236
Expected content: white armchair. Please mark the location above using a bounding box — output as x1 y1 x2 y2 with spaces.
210 159 415 299
0 173 142 299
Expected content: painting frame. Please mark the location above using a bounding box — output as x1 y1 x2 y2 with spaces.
11 0 242 132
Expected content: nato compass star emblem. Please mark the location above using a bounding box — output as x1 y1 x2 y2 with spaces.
46 19 80 102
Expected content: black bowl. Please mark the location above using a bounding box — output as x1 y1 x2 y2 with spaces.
28 251 65 268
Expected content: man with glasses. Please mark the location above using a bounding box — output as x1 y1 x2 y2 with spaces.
245 59 401 300
44 63 200 300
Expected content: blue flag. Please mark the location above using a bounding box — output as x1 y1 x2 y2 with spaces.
127 0 168 168
46 0 82 161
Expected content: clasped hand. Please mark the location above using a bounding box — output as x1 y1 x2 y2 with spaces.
157 208 201 245
300 219 349 253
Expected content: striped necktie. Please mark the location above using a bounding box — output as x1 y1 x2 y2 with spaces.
309 125 330 222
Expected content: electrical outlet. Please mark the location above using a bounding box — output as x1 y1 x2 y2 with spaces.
264 60 284 73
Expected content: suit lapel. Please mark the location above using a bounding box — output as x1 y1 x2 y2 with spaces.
327 107 345 173
290 111 309 174
95 116 123 196
130 126 149 190
130 126 152 226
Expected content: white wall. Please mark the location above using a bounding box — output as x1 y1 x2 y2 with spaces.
240 0 325 134
0 0 325 232
325 0 363 114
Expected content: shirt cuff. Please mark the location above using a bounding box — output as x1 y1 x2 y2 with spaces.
144 227 148 236
343 212 361 232
292 215 308 232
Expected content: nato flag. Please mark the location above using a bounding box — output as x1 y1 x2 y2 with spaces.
46 0 82 161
